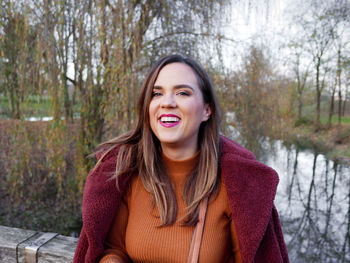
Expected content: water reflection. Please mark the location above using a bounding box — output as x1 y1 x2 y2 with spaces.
263 140 350 263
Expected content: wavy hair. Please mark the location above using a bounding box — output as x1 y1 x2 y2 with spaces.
95 54 221 226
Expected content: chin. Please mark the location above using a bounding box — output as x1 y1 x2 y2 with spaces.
158 138 179 145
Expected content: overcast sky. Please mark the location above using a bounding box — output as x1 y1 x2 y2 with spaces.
222 0 293 72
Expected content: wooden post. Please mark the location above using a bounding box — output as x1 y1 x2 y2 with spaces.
0 225 78 262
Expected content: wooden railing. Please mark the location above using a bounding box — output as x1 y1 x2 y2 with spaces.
0 225 77 262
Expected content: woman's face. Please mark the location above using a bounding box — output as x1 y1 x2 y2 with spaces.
149 62 211 157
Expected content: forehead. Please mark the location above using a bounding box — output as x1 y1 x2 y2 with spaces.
154 62 198 87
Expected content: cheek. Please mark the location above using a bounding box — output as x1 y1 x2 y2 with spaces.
148 102 155 117
148 102 157 128
191 102 206 118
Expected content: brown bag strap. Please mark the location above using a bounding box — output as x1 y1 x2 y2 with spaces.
186 197 209 263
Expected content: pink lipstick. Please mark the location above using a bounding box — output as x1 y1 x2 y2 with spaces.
159 114 180 128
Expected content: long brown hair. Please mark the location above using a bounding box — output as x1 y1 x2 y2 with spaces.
95 54 221 226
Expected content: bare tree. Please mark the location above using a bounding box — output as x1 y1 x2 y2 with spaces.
328 69 338 127
289 41 310 120
0 1 37 119
328 2 350 125
295 1 338 131
231 45 280 157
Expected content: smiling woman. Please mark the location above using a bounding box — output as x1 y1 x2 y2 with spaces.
149 63 211 160
73 54 289 263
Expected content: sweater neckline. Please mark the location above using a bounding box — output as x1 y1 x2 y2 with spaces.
161 151 199 176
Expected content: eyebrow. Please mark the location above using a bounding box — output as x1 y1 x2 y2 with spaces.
152 84 195 91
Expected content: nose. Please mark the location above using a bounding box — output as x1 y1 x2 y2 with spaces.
160 93 176 108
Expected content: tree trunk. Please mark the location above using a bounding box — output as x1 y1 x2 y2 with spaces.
296 69 302 120
342 85 348 116
62 13 73 123
315 58 321 131
298 94 303 120
337 49 342 125
7 76 19 119
338 89 342 125
8 85 21 119
328 84 335 127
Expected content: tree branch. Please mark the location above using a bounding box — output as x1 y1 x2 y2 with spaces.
143 31 236 48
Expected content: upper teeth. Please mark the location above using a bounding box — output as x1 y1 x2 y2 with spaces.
161 116 179 122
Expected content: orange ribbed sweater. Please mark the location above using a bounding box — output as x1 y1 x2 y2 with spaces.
100 153 241 263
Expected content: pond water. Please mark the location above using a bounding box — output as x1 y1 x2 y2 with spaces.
259 139 350 263
24 113 80 121
25 116 54 121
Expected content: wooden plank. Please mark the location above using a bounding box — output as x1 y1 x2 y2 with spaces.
0 225 37 263
25 232 59 263
0 225 78 263
36 235 77 262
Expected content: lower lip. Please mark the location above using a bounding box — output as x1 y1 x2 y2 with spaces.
159 120 180 128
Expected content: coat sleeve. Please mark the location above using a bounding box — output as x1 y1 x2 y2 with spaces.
254 205 289 263
99 196 130 263
73 225 88 262
73 147 126 263
271 206 289 263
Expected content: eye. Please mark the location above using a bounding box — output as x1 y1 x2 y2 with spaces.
177 91 190 96
151 91 162 97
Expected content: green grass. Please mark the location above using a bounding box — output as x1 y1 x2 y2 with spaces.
0 95 80 119
329 149 350 159
0 96 52 117
297 101 350 125
320 115 350 125
301 98 350 123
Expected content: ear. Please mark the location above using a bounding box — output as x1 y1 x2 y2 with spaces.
202 103 212 122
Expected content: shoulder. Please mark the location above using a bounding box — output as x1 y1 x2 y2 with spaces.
219 134 279 199
86 145 120 178
82 145 122 208
83 145 120 197
80 146 126 262
219 134 278 180
219 134 256 160
218 135 284 262
96 145 121 164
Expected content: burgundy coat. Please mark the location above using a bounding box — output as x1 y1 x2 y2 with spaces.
73 136 289 263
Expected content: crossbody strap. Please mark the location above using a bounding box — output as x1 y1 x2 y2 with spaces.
186 197 209 263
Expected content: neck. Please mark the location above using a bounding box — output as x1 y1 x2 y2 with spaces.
160 142 198 161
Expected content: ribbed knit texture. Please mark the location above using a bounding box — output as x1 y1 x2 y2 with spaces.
100 152 241 263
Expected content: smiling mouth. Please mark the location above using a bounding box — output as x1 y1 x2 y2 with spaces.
160 116 180 123
159 116 180 127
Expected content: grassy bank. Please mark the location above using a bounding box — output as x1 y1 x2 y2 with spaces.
0 95 52 118
0 95 80 119
283 118 350 163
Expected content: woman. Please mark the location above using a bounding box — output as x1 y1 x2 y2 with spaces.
73 54 289 263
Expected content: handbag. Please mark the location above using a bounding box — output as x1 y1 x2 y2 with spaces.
186 197 209 263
